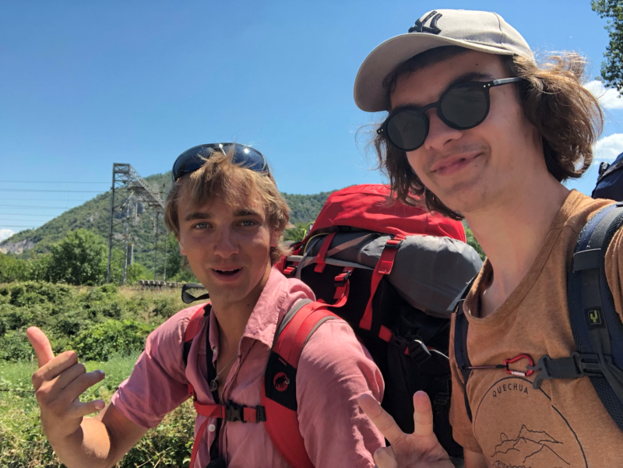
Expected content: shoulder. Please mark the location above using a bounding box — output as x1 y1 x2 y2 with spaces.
298 317 378 377
561 190 614 234
146 303 208 347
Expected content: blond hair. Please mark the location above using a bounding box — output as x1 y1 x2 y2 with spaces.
164 147 290 264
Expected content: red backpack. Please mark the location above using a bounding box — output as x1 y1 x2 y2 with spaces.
183 299 338 468
183 184 481 466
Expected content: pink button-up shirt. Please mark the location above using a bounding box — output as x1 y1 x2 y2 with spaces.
112 267 385 467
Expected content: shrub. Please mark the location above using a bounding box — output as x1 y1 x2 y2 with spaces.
0 331 34 361
71 319 154 361
47 229 107 285
7 282 73 308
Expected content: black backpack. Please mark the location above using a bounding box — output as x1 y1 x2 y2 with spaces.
279 185 483 457
593 152 623 200
455 203 623 430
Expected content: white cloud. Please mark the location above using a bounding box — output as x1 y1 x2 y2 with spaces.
593 133 623 162
0 229 14 242
584 81 623 110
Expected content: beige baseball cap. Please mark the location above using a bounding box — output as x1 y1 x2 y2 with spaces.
354 9 535 112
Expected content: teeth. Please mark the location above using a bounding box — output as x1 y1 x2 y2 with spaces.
214 268 241 275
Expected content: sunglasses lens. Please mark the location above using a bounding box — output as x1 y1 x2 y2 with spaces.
386 109 428 151
440 84 488 129
230 146 267 173
173 144 268 180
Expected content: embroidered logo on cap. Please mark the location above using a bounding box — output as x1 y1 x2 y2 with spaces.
408 11 442 35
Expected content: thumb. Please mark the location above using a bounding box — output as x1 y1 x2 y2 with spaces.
26 327 55 367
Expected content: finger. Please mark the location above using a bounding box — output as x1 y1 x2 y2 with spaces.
66 399 106 419
26 327 55 368
32 351 79 390
53 362 88 392
358 394 405 445
412 391 435 438
373 447 398 468
60 370 105 405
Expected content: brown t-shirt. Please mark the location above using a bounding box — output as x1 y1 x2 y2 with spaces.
449 190 623 467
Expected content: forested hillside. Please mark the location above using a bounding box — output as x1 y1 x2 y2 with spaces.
0 170 334 267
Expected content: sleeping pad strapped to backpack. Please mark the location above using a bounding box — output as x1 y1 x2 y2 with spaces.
277 184 483 456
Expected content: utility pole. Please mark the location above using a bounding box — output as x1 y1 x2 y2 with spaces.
153 211 159 281
107 164 164 284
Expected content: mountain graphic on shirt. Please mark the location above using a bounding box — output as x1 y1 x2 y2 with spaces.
490 425 570 467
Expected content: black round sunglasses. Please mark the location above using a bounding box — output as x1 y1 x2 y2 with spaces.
377 77 525 152
172 143 269 181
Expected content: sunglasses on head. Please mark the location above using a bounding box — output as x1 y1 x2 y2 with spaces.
377 77 525 152
172 143 269 181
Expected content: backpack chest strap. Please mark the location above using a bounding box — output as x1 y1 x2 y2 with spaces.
194 401 267 423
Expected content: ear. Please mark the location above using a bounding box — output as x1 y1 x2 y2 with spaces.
176 235 187 256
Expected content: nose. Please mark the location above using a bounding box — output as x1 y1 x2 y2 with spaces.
422 108 463 151
213 225 239 258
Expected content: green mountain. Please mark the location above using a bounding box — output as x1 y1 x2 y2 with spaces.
0 170 334 267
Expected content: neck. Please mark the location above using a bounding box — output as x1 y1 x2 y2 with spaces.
209 268 271 354
463 173 569 316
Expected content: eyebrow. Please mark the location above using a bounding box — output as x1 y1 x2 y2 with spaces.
184 211 212 222
183 208 262 222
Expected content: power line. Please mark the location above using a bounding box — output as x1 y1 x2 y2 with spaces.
0 189 105 193
0 205 75 209
0 213 55 217
2 197 92 203
0 180 109 184
0 225 37 228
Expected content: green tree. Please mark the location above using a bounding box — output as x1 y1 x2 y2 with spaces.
284 222 313 242
47 229 107 285
0 254 27 283
593 0 623 92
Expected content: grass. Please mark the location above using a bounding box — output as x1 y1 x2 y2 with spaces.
0 284 196 468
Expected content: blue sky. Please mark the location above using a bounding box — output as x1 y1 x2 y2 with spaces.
1 0 622 239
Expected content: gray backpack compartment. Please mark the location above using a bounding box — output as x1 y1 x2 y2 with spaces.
294 231 482 318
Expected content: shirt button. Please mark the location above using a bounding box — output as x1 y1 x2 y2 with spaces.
208 424 216 432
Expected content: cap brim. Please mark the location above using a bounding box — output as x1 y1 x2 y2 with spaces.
354 33 515 112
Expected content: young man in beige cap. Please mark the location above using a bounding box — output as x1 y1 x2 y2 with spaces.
354 8 623 468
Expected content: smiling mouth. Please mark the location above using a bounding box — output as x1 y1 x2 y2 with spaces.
213 268 242 276
432 153 481 174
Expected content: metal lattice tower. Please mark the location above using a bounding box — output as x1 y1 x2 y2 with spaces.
106 164 165 284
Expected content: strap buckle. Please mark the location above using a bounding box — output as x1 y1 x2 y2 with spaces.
225 403 244 422
528 352 604 389
384 238 403 249
334 268 353 286
255 405 267 422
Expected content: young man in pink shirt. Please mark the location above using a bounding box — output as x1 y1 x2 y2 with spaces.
27 144 385 467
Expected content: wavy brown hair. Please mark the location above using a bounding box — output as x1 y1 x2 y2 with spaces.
164 146 290 264
374 46 604 220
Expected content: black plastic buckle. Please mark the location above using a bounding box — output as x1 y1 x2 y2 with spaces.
407 339 432 365
255 405 267 422
334 269 353 286
384 238 403 249
528 352 604 389
225 403 244 422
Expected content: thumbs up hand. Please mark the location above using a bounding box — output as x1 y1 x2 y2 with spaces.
27 327 106 446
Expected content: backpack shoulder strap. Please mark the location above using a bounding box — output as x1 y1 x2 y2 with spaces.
530 203 623 430
182 303 210 366
453 278 477 422
262 299 340 468
567 203 623 429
